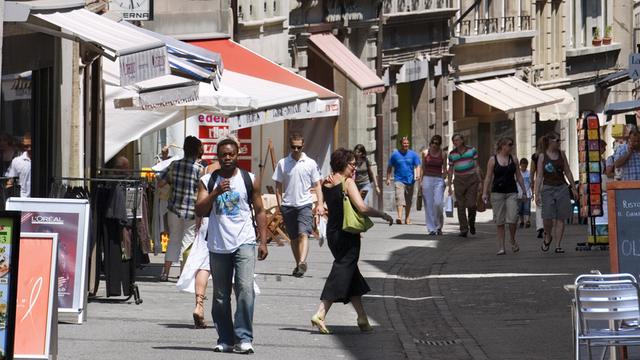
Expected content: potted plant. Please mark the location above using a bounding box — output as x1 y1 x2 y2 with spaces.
592 26 602 46
603 25 612 45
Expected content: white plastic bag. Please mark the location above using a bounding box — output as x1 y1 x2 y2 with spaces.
318 216 327 247
445 195 454 218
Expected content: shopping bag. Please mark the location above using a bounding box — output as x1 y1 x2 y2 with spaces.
318 216 327 247
445 195 454 218
416 188 423 211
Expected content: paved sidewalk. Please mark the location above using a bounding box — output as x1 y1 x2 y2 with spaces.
57 209 609 359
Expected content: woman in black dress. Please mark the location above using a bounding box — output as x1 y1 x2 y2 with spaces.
311 148 393 334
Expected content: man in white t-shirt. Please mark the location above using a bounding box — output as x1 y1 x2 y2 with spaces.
5 133 31 197
273 133 325 278
195 138 268 354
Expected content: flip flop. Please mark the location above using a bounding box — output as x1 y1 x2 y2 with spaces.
395 219 402 225
541 235 552 252
554 247 565 253
496 250 506 255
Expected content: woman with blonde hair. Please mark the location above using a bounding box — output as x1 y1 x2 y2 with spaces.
482 137 527 255
534 132 577 253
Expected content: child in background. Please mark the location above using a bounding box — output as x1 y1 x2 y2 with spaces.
517 158 532 228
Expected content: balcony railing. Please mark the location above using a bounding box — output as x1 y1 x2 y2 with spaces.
458 15 531 36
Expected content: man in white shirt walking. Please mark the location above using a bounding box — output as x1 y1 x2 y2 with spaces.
273 133 325 278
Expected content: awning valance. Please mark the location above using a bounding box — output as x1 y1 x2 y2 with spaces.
118 21 224 88
308 33 385 94
32 9 169 85
456 77 563 113
536 89 577 121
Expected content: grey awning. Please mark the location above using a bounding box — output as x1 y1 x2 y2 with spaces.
604 100 640 115
597 70 630 88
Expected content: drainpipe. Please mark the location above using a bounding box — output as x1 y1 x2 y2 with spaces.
375 1 384 210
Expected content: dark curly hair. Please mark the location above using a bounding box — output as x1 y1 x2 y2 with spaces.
330 148 355 173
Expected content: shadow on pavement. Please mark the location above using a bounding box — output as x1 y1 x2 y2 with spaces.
152 346 213 352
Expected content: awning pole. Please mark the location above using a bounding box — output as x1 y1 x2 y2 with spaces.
184 107 187 139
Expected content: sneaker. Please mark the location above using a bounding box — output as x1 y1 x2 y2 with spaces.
537 229 544 239
428 231 437 236
213 344 233 353
296 262 307 277
292 266 299 277
234 342 255 354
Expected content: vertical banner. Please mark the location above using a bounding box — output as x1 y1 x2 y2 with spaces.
14 233 58 359
0 212 21 360
6 199 90 324
197 114 252 171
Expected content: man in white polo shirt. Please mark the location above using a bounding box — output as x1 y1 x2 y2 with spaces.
273 133 325 278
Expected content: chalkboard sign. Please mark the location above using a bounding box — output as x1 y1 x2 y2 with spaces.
608 182 640 274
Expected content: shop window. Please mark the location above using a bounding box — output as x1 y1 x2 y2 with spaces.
0 72 33 196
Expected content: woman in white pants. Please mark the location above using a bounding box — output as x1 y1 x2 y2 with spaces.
420 135 447 235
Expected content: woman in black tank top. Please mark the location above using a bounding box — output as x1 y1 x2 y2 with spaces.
482 137 527 255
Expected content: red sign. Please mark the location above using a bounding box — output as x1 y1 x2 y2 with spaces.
199 125 230 140
14 236 56 356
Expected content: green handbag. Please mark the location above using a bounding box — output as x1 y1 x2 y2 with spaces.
342 180 374 233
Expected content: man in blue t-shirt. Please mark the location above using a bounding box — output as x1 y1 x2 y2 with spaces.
385 137 421 224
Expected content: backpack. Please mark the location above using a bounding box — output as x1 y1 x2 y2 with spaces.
205 168 257 236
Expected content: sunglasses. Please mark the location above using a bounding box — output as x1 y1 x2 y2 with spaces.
348 161 356 167
290 145 303 150
431 142 441 146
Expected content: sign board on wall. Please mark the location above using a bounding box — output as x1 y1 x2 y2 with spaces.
0 212 21 360
14 233 58 360
629 53 640 80
6 198 90 325
197 113 252 171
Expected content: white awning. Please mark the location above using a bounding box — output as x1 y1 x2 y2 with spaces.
456 77 563 113
537 89 577 121
32 9 169 85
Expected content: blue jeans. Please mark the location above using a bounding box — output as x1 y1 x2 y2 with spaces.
209 244 256 345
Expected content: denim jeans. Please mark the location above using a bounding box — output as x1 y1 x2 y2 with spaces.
210 244 256 345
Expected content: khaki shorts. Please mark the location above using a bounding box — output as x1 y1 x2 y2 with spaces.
490 192 519 225
394 181 415 208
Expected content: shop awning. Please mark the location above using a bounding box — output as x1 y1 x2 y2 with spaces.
604 100 640 116
189 39 342 128
118 21 224 89
30 9 169 86
536 89 577 121
597 70 630 89
456 77 563 113
308 33 385 94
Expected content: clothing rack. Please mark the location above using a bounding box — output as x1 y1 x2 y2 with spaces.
51 176 146 305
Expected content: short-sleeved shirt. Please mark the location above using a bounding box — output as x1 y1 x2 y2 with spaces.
272 153 321 207
613 143 640 180
159 158 204 219
448 146 479 176
202 171 256 254
5 152 31 197
388 149 421 185
517 169 532 198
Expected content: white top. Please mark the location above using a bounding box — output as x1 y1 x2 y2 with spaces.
203 170 257 254
5 152 31 198
272 153 321 207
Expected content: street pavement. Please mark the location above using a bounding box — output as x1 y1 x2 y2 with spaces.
58 209 609 359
